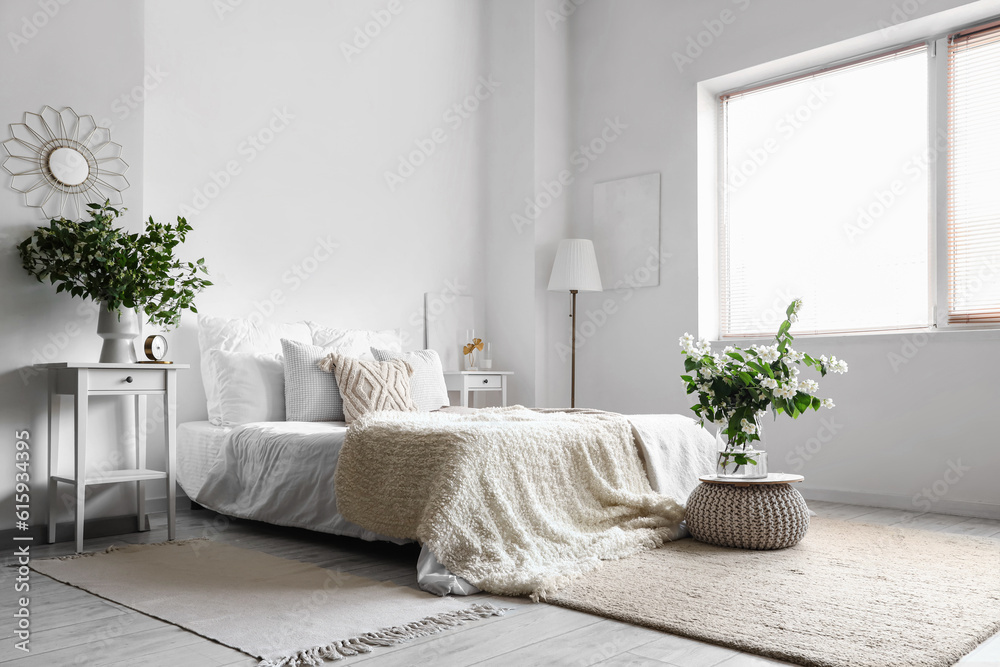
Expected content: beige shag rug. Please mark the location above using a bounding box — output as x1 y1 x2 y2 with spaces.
548 517 1000 667
31 539 505 667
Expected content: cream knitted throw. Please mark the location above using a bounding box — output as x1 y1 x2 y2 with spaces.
334 407 685 600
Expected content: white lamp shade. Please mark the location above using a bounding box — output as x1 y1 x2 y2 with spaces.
547 239 603 292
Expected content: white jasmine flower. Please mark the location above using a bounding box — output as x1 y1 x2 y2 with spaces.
800 379 819 394
758 345 780 363
740 418 758 435
699 366 714 379
792 298 803 314
789 313 799 323
790 366 800 377
822 398 835 409
828 356 848 374
786 348 805 363
696 338 712 355
774 385 796 399
761 377 778 390
679 333 695 354
723 346 735 355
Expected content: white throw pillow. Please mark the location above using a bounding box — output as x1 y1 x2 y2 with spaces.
307 323 402 359
370 348 450 412
208 350 285 426
198 315 311 425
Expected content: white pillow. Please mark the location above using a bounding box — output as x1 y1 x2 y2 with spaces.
307 322 402 359
198 315 311 425
370 348 450 412
208 350 285 426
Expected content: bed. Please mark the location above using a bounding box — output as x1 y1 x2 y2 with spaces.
177 409 717 597
183 315 718 597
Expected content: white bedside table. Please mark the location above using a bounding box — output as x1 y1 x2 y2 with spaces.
444 371 513 408
36 362 187 553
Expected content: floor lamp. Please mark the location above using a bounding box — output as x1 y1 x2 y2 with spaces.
547 239 603 408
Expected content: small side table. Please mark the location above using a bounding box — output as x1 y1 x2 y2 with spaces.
685 473 809 550
36 362 187 553
444 371 513 408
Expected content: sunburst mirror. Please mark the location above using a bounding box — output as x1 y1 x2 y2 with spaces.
2 106 129 219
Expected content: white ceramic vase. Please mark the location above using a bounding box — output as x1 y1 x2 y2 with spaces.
96 302 140 363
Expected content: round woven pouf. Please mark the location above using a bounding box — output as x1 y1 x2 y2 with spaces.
686 482 810 550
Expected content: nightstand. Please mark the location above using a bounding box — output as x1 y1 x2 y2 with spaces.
35 362 187 553
444 371 513 408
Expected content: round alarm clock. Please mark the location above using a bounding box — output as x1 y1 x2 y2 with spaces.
142 334 170 363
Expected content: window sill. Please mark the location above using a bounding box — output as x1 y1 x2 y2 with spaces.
713 324 1000 345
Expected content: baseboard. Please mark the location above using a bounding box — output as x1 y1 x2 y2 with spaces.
800 487 1000 521
0 495 198 545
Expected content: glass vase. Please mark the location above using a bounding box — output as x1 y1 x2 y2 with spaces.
715 421 768 480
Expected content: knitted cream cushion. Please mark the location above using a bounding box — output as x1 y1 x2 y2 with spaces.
319 353 418 424
685 483 810 550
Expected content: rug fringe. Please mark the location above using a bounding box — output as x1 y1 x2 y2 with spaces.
42 538 210 561
256 603 508 667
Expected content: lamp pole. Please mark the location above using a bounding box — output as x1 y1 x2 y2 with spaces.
570 289 578 408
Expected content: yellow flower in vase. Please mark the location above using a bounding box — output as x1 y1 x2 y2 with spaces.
463 338 484 369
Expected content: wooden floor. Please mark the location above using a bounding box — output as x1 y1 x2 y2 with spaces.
3 501 1000 666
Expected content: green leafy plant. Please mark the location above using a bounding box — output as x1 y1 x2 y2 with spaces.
17 201 212 329
679 300 848 474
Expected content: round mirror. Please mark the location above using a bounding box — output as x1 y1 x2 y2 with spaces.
48 147 90 186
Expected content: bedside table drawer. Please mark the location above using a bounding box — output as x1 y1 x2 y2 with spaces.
89 369 165 392
476 374 503 388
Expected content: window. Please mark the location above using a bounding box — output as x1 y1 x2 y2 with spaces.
947 22 1000 323
719 19 1000 337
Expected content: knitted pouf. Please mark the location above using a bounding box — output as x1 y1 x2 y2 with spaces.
685 482 810 550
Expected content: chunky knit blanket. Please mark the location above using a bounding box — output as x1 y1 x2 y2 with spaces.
334 407 687 599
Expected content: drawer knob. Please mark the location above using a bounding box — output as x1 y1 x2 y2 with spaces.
125 376 133 383
483 378 489 384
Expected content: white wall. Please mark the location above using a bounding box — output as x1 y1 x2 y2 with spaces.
551 0 1000 517
0 0 147 530
143 0 493 425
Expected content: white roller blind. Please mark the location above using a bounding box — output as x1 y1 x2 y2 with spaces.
720 45 930 337
947 22 1000 324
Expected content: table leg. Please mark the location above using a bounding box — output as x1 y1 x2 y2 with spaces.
501 378 507 408
135 394 147 532
461 382 469 409
74 371 88 553
164 371 176 541
47 374 59 544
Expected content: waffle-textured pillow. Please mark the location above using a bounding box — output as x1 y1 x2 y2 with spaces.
281 339 345 422
370 348 449 412
318 353 417 424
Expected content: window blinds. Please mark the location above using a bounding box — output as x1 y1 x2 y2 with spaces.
947 22 1000 324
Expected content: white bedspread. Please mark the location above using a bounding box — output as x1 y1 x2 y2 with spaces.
194 421 405 544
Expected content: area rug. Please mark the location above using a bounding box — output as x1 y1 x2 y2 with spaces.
547 517 1000 667
31 539 505 666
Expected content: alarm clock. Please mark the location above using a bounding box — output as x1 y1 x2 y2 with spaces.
140 334 171 363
